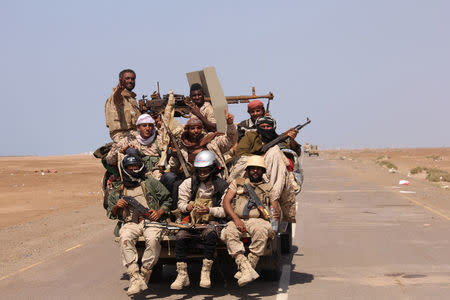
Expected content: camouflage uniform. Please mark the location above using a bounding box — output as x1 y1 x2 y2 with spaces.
107 178 172 272
168 123 237 178
105 132 164 179
229 131 300 222
220 177 275 257
175 176 227 259
189 101 216 124
105 89 141 142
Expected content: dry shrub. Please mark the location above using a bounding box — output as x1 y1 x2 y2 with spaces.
378 160 397 170
410 166 450 182
425 168 450 182
426 155 441 161
410 166 425 174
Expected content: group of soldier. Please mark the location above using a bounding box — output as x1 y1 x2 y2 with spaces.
100 69 301 296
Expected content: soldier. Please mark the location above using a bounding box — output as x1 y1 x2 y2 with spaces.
237 100 267 142
221 155 279 286
186 83 216 132
105 69 141 142
105 114 164 179
170 150 228 290
107 153 172 296
229 116 300 223
166 112 237 180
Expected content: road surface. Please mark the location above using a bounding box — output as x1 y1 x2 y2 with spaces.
1 156 449 299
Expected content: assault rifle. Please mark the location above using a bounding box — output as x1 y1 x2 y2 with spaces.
262 118 311 153
122 196 158 220
160 117 190 178
243 184 270 220
138 86 274 117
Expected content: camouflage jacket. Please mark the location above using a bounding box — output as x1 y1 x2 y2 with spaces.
106 177 172 223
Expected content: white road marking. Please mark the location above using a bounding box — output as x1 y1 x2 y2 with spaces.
276 264 292 300
276 202 299 299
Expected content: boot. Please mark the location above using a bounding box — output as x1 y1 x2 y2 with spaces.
199 258 213 288
141 267 152 285
235 252 260 280
235 254 259 287
170 262 190 290
127 265 148 296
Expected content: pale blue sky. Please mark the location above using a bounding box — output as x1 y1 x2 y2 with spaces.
1 1 449 156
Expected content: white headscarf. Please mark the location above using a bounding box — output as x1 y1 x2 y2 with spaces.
136 114 157 145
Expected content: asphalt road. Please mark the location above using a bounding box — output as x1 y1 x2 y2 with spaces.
1 157 449 299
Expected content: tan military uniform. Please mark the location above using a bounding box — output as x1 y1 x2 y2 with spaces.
105 132 164 179
190 101 216 124
105 89 141 142
118 186 165 271
177 178 225 218
168 123 237 178
228 146 298 222
220 178 275 257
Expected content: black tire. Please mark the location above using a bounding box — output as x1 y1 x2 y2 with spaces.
260 236 282 281
280 223 292 254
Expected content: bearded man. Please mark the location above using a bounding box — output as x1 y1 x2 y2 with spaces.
105 69 141 142
229 116 300 223
221 155 280 286
160 114 236 210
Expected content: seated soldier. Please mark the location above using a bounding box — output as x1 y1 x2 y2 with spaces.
229 116 300 223
107 153 172 296
237 100 267 142
170 150 228 290
106 114 164 179
221 155 280 286
186 83 216 132
160 113 236 209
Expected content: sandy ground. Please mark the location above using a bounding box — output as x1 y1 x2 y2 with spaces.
325 147 450 187
0 154 104 228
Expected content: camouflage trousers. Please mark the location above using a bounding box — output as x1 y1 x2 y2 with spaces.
228 146 298 222
220 218 274 257
119 221 165 270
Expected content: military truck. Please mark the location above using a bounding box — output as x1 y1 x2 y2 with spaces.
126 148 302 282
309 145 319 157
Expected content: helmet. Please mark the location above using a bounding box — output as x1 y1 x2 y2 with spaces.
121 155 143 169
245 155 266 170
193 150 216 168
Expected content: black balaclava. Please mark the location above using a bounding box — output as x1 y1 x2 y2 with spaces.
256 116 278 143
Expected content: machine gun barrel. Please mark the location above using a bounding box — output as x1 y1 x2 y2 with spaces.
138 86 274 116
262 118 311 153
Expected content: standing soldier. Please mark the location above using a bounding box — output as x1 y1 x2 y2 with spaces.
170 150 228 290
105 69 141 142
107 153 172 296
221 155 280 286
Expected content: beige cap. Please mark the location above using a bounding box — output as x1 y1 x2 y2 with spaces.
245 155 266 169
